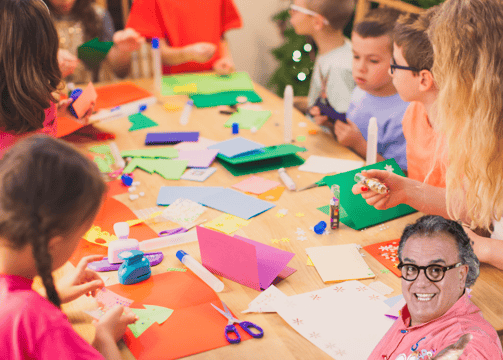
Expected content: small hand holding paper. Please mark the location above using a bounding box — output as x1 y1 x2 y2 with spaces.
57 49 79 78
213 57 235 75
334 118 365 149
186 42 217 63
57 98 94 125
308 106 329 126
94 305 138 343
432 334 472 360
352 170 406 210
112 28 145 53
56 255 105 304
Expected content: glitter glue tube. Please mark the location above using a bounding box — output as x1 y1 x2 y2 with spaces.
354 173 389 194
330 185 340 229
176 250 224 292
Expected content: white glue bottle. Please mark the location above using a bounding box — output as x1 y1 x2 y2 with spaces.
366 117 378 165
284 85 293 143
151 38 162 96
108 222 139 264
176 250 224 292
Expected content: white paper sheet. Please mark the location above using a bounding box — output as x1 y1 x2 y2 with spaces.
298 155 364 174
242 285 288 313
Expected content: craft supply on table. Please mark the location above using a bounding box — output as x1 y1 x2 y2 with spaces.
108 222 140 264
118 250 151 285
242 285 288 314
109 142 126 168
354 172 389 194
158 218 207 236
88 252 164 272
211 302 264 344
366 117 378 165
179 99 193 125
278 167 296 191
313 221 327 235
176 250 224 292
151 38 162 95
330 184 340 230
298 155 365 174
180 167 217 181
283 85 293 143
232 122 239 134
90 96 158 123
145 131 199 145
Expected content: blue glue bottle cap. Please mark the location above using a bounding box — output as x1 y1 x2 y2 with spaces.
176 250 187 262
152 38 160 49
314 221 327 234
232 122 239 134
121 174 133 186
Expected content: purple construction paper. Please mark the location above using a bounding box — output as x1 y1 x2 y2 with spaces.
145 132 199 145
177 149 219 168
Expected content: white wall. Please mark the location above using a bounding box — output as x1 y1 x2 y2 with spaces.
226 0 286 87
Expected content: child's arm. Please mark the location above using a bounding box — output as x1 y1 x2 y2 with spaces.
334 119 385 162
159 39 217 66
213 37 235 75
464 227 503 270
107 28 145 78
57 49 79 78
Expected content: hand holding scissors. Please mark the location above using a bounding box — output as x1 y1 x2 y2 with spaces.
211 302 264 344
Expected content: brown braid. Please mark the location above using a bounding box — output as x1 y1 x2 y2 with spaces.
32 231 61 308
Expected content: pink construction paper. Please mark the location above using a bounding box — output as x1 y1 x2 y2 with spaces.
232 176 281 195
72 82 98 119
177 149 219 168
174 137 217 151
197 226 295 291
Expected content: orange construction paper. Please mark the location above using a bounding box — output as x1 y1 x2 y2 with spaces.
95 82 153 111
257 186 285 201
69 197 158 266
72 82 98 119
107 271 252 360
363 239 401 277
106 180 129 196
56 116 84 138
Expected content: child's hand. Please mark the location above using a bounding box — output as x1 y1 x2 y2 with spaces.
57 49 79 78
352 170 407 210
94 305 138 344
185 42 217 63
462 226 492 264
113 28 145 53
56 255 105 304
213 57 235 75
57 98 95 125
309 106 330 126
333 118 365 149
432 334 472 360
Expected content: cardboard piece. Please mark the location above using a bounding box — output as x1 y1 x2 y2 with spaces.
145 132 199 145
321 159 416 230
72 82 98 119
95 82 153 111
257 186 285 201
176 149 219 168
203 214 251 235
128 113 158 131
174 137 217 151
305 244 375 283
191 90 262 108
77 37 114 69
223 109 271 130
242 285 288 313
207 137 264 158
161 72 254 96
180 168 217 182
197 227 296 291
121 148 179 159
232 176 281 195
107 271 252 360
298 155 364 174
363 239 401 277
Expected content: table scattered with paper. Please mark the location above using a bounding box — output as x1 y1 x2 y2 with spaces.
55 75 503 360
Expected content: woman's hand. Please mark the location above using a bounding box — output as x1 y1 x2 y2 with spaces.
57 49 79 77
352 170 409 210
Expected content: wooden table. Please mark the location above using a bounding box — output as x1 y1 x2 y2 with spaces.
59 78 503 359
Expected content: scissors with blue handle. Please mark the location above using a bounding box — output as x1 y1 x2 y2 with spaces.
211 302 264 344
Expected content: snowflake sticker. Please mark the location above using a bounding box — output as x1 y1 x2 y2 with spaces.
310 294 321 301
281 237 290 243
357 286 368 292
369 294 380 301
385 164 394 172
295 212 305 217
333 286 345 292
325 342 337 349
309 332 321 339
271 238 279 244
297 236 308 241
292 318 303 325
295 228 306 235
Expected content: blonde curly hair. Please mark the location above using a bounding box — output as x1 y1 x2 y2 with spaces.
428 0 503 230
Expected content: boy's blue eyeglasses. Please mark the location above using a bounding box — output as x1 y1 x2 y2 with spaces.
390 58 421 74
289 3 330 25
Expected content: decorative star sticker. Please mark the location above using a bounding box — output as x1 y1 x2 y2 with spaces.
281 237 290 243
295 212 305 217
385 164 394 172
275 213 286 218
297 236 308 241
271 238 280 244
295 228 306 235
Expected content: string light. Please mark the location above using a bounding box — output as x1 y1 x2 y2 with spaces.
304 43 312 52
297 72 307 81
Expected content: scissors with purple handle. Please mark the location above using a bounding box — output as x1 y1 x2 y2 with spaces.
158 227 187 236
211 302 264 344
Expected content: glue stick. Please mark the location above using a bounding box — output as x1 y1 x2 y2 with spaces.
176 250 224 292
152 38 162 95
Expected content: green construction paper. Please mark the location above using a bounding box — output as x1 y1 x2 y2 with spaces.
224 109 272 130
128 113 158 131
190 90 262 108
321 159 416 230
104 153 115 166
77 37 114 70
161 72 254 96
93 156 112 173
121 148 179 159
89 145 112 154
317 204 349 220
123 158 156 174
153 160 189 180
129 305 174 338
219 153 305 176
216 144 306 164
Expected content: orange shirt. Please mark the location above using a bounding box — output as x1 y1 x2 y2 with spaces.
126 0 242 74
402 101 446 188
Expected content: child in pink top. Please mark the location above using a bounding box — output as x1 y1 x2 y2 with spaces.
0 135 138 359
0 0 94 157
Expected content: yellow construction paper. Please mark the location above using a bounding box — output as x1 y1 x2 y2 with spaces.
203 214 251 235
82 225 117 247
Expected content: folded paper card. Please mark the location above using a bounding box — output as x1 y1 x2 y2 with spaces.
298 155 364 174
180 168 217 182
174 137 217 151
275 280 394 360
224 109 272 130
208 137 264 158
160 72 254 96
106 271 252 360
363 239 401 277
145 132 199 145
190 90 262 108
72 82 98 119
305 244 375 282
232 176 281 195
242 285 288 313
321 159 416 230
197 226 296 291
176 149 219 168
95 82 153 111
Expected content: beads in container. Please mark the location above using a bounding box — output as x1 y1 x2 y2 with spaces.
354 173 389 194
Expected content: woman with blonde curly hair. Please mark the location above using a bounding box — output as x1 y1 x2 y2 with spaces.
353 0 503 270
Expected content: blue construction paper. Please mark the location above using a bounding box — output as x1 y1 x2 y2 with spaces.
157 186 225 205
145 132 199 145
199 188 275 220
207 137 264 158
383 294 404 307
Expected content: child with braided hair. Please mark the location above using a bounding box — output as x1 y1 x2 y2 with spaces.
0 135 137 360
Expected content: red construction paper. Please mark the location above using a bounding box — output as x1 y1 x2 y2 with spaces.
69 197 158 266
56 116 84 138
107 271 252 360
106 180 129 196
95 82 153 111
363 239 401 277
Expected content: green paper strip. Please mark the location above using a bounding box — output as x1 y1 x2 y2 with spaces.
190 90 262 108
219 153 305 176
162 72 254 96
89 145 112 154
167 267 187 272
121 148 179 159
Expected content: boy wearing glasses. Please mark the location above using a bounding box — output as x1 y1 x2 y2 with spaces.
369 215 503 360
391 8 446 187
289 0 355 129
317 7 409 170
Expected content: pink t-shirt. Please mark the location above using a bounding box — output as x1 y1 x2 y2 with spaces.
0 102 58 158
0 274 104 360
369 293 503 360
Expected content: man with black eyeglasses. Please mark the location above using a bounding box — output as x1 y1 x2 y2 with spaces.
369 215 503 360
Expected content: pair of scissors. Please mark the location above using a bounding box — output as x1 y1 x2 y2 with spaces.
211 302 264 344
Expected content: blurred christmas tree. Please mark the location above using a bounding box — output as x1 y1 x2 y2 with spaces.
268 0 443 98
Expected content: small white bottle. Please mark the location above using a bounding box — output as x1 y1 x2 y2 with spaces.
278 167 296 191
151 38 162 96
108 222 139 264
176 250 224 292
179 100 193 126
366 117 378 165
284 85 293 143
